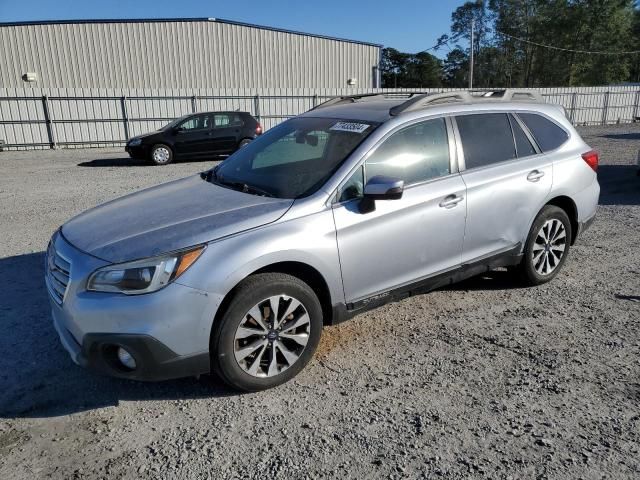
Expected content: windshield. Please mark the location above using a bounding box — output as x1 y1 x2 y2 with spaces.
160 115 191 131
210 117 378 199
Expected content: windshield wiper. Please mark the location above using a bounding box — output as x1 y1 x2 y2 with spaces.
202 169 274 198
223 180 275 198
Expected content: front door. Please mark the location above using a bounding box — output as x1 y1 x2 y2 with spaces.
173 113 215 158
332 117 467 303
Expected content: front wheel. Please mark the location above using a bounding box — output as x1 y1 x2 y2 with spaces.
517 205 572 286
149 144 173 165
211 273 323 391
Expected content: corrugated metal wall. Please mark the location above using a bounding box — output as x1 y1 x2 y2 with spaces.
0 19 381 89
1 86 639 150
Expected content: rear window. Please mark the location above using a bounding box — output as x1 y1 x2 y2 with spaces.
214 113 244 128
456 113 516 169
518 113 568 152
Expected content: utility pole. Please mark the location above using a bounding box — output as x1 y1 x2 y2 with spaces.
469 18 474 89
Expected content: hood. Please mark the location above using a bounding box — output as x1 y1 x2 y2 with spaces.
131 131 158 141
62 175 293 263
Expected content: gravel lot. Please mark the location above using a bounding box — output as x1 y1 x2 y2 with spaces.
0 125 639 479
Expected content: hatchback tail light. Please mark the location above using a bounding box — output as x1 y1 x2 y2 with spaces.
256 123 263 135
581 150 599 172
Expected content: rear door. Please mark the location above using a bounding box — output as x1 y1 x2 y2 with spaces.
332 117 467 303
173 113 215 157
454 112 552 263
211 113 244 154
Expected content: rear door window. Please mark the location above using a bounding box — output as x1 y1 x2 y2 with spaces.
518 113 568 152
509 114 537 158
456 113 516 169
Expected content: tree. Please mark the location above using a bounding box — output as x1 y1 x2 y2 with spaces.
380 48 443 87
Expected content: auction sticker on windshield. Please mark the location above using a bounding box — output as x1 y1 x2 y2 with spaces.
330 122 370 133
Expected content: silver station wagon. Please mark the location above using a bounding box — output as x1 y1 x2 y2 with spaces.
46 90 600 391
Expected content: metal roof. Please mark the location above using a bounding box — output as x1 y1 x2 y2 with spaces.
0 17 383 48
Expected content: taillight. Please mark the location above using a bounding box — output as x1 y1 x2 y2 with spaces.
581 150 599 172
256 123 263 135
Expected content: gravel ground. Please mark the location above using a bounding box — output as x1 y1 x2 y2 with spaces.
0 125 638 479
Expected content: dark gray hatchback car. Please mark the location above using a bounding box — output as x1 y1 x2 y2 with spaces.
125 111 262 165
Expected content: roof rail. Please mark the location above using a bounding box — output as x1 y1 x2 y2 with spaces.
310 92 429 111
389 89 545 116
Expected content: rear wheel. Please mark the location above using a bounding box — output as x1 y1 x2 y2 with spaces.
211 273 323 391
238 138 252 149
149 144 173 165
517 205 572 286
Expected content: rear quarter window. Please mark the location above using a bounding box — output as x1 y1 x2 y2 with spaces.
518 113 569 152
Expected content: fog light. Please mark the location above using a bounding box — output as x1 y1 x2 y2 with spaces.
117 347 136 370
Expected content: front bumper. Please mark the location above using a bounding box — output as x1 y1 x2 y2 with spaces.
52 311 209 381
125 144 147 159
47 231 215 381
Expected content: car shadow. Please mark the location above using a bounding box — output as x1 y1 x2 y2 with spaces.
77 157 150 167
0 251 237 419
77 156 228 167
599 132 640 141
597 164 640 206
438 269 525 292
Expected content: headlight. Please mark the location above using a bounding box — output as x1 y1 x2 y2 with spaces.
87 245 205 295
128 138 142 146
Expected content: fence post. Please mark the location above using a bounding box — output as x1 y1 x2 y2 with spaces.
313 94 318 108
120 96 130 141
254 94 261 122
569 92 577 124
41 95 56 149
633 90 640 122
191 95 197 113
601 91 610 125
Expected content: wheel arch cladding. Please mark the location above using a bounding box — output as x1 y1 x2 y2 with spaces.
211 261 334 343
545 196 579 244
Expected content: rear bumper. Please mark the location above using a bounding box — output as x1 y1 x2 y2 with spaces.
576 212 596 240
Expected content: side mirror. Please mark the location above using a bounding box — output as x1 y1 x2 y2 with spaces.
360 175 404 213
173 126 184 134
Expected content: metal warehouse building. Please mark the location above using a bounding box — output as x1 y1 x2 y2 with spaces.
0 18 382 89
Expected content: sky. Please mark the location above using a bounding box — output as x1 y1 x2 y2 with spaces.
0 0 464 55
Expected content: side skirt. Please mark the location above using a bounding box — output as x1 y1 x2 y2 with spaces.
329 244 522 326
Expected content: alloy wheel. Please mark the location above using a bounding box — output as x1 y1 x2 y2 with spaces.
233 295 311 377
532 218 567 276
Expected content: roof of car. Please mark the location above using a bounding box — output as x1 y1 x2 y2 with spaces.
300 90 563 124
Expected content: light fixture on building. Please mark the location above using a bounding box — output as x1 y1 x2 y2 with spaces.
347 78 357 86
22 72 37 82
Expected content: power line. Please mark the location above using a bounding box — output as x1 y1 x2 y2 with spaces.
496 30 640 55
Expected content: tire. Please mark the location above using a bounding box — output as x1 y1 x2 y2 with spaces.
238 138 252 149
211 273 323 391
149 144 173 165
517 205 572 286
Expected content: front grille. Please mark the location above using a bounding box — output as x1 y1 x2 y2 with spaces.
45 241 71 305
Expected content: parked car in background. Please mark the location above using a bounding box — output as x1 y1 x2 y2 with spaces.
48 90 599 391
126 111 262 165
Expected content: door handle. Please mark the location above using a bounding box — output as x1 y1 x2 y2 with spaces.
527 170 545 182
439 194 464 209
